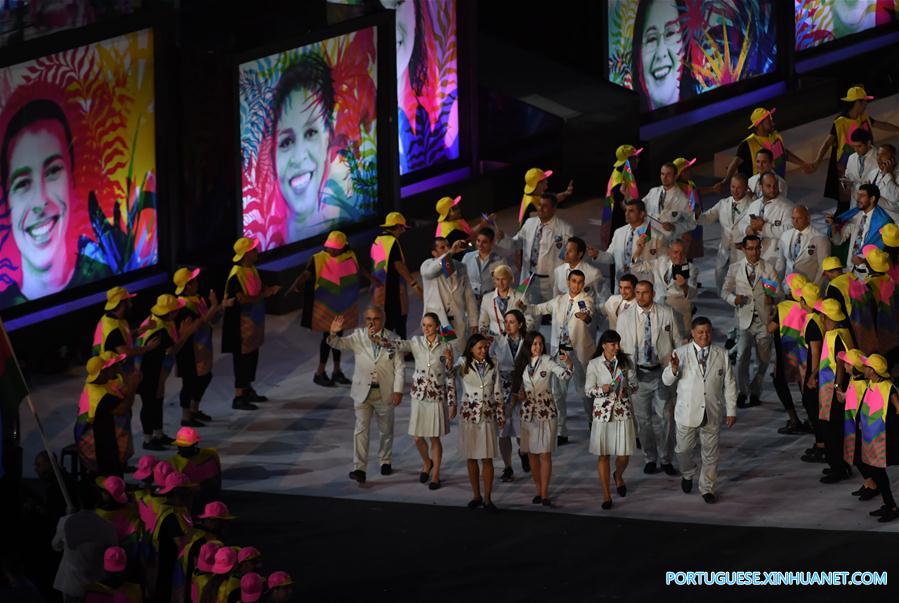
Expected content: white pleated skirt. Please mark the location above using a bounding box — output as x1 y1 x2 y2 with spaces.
519 418 557 455
407 399 450 438
460 421 498 460
588 418 636 456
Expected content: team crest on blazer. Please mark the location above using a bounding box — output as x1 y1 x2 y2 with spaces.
540 371 547 377
808 246 815 255
718 368 724 376
774 220 782 226
664 324 671 331
650 249 657 255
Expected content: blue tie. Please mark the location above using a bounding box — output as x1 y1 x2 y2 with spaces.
642 310 654 365
624 228 635 270
791 232 802 261
530 222 545 269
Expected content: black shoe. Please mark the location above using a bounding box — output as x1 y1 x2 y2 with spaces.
419 459 433 483
180 418 206 428
601 499 613 510
870 505 889 517
777 421 806 435
313 373 334 387
380 464 392 476
557 435 569 446
484 501 500 513
702 493 717 504
800 448 826 463
644 462 659 475
613 471 627 497
661 463 678 476
331 371 352 385
542 498 552 507
428 480 441 491
532 495 543 504
232 397 258 411
748 395 761 407
157 434 175 445
798 421 814 434
467 497 483 509
822 468 833 475
142 439 166 451
877 507 899 522
500 467 514 482
681 478 693 493
247 388 268 402
851 485 866 496
859 488 881 501
820 471 849 484
194 410 212 422
349 470 366 484
736 394 748 409
520 452 531 473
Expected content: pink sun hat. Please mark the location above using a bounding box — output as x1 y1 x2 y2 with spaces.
95 475 128 504
267 570 294 589
212 546 239 575
240 572 265 602
133 455 158 481
196 541 222 573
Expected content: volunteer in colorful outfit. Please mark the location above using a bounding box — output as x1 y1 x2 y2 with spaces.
192 541 222 603
93 476 142 576
836 349 880 502
180 502 234 601
717 106 815 189
434 195 498 248
698 174 753 290
174 268 225 427
138 294 208 450
370 212 422 339
266 571 294 602
152 471 195 602
170 426 222 507
83 546 142 603
288 230 371 387
75 352 138 477
517 166 573 226
489 309 529 482
797 284 826 463
223 237 281 410
814 298 855 484
812 86 899 213
768 273 812 436
863 245 899 360
393 312 456 490
511 331 572 506
884 223 899 266
854 354 899 523
602 145 641 252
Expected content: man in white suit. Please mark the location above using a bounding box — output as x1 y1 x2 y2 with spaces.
553 236 604 303
532 270 596 443
741 171 794 264
864 145 899 222
630 238 698 335
722 234 778 408
698 173 753 289
844 129 876 202
663 316 737 503
502 194 573 303
328 307 405 484
461 227 507 303
617 280 682 475
593 200 667 288
642 162 696 243
601 273 638 331
421 237 479 354
775 205 830 288
747 148 787 201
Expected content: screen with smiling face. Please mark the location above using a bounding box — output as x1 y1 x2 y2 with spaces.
0 29 158 311
607 0 777 112
239 27 379 252
795 0 899 51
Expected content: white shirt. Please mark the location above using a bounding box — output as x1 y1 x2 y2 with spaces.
594 220 667 289
601 294 636 331
552 259 604 302
846 148 877 194
739 196 794 262
461 250 506 299
642 184 695 241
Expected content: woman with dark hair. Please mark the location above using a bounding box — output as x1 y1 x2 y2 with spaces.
393 312 456 490
271 51 337 243
454 333 504 511
585 330 638 509
490 308 528 482
631 0 693 111
511 330 572 506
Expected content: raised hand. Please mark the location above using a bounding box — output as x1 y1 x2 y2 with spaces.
669 350 680 374
330 315 345 335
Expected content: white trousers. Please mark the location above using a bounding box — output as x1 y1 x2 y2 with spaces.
735 314 771 397
675 419 721 495
353 387 395 472
632 368 674 465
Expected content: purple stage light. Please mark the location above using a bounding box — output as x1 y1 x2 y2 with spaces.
400 167 471 198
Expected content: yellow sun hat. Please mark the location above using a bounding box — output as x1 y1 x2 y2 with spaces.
842 86 874 102
881 224 899 248
151 294 185 317
862 244 890 274
435 196 462 221
837 348 865 372
380 212 409 229
323 231 348 250
104 286 136 311
748 107 775 129
821 256 844 272
232 237 259 262
814 298 846 323
173 267 201 295
862 353 890 378
614 145 643 167
524 168 553 194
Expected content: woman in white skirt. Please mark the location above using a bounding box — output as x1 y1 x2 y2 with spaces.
489 309 528 482
455 333 505 512
511 331 572 506
394 312 455 490
585 329 638 510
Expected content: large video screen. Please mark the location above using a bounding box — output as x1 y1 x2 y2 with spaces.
0 29 157 311
795 1 899 51
607 0 777 111
239 27 379 252
383 0 459 176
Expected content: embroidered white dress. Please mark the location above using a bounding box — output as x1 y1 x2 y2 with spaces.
519 355 571 454
395 335 455 437
585 355 638 456
455 359 505 459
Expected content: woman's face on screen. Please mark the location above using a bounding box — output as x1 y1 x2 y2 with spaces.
275 88 330 221
640 0 684 109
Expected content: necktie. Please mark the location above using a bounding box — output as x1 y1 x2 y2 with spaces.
530 222 545 269
748 262 757 287
642 310 655 365
792 232 802 260
759 202 767 220
659 189 667 211
859 154 866 177
732 201 740 222
852 214 867 259
624 228 635 270
560 298 574 346
699 347 708 376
